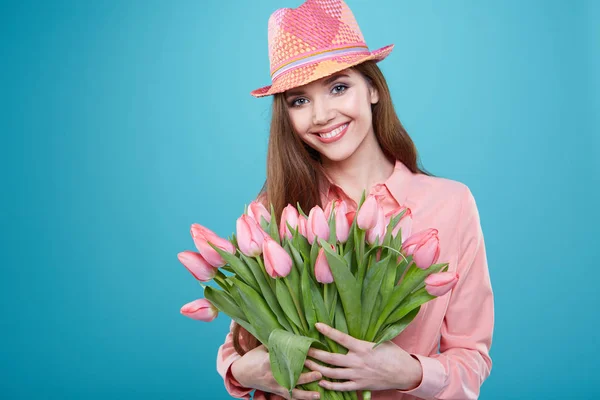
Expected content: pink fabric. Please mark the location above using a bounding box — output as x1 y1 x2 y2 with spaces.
216 160 494 399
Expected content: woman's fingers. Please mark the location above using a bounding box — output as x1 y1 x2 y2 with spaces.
296 370 323 385
288 387 322 399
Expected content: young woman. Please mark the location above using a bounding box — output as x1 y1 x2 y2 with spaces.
216 1 494 399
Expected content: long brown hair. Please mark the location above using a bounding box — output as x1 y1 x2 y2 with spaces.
232 60 435 355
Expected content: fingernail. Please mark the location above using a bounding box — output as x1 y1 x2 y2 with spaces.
313 394 320 399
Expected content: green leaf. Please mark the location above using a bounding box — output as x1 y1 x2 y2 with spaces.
328 201 337 243
301 266 319 339
268 330 326 398
232 277 282 344
395 254 413 285
333 298 349 354
269 204 281 244
275 278 305 331
308 273 338 353
230 233 239 250
284 242 302 294
297 202 307 218
319 238 362 339
209 244 259 292
373 306 420 348
203 286 244 322
367 262 447 341
384 287 435 326
293 232 311 261
239 254 293 332
382 210 406 249
344 220 356 257
360 254 390 338
380 254 399 308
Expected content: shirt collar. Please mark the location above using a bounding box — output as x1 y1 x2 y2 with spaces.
319 159 414 206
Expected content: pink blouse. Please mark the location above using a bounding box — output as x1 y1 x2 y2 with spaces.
216 160 494 399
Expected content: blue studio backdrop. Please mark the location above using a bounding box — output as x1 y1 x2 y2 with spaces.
1 0 598 399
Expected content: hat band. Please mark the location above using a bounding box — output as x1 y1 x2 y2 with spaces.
271 45 370 81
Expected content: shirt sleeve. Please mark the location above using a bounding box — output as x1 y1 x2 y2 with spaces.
216 320 254 399
397 185 494 399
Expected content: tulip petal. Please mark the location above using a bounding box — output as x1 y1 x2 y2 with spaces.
180 298 218 321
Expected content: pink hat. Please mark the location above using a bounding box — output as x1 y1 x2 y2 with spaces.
251 0 394 98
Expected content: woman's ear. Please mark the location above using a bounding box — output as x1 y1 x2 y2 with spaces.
369 83 379 105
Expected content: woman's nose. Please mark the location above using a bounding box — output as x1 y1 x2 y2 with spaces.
311 98 334 126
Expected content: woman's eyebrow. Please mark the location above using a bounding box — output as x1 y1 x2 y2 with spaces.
322 73 349 85
285 73 350 99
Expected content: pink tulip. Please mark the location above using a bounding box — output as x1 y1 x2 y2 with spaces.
248 200 271 225
298 215 308 237
177 251 217 281
262 236 293 278
334 200 350 243
366 204 386 245
236 214 267 257
357 195 379 230
190 224 236 268
307 206 330 245
385 206 413 240
180 298 218 321
315 244 335 284
279 204 299 240
425 271 459 297
401 228 440 270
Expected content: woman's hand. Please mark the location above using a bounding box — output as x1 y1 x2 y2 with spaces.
231 344 323 399
304 323 423 392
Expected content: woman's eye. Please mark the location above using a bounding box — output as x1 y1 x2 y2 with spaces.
291 98 307 107
332 84 348 94
331 85 348 94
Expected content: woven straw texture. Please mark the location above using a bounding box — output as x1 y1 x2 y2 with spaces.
251 0 393 97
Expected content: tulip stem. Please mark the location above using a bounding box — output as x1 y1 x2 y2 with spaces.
214 272 229 291
284 277 309 333
255 256 274 290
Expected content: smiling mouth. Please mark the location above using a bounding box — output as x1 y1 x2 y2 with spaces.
316 123 348 139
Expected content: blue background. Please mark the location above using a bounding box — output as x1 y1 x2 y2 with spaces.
2 0 598 398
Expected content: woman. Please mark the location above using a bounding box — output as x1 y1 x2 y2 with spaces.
217 1 494 399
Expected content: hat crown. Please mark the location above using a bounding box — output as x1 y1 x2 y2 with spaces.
267 0 367 77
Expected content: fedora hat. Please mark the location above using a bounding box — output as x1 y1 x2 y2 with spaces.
251 0 394 98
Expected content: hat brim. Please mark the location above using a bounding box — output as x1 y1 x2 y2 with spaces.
250 44 394 98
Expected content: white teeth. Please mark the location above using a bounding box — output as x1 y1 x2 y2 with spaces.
319 124 347 139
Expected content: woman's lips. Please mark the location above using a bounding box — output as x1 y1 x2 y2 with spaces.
314 122 349 144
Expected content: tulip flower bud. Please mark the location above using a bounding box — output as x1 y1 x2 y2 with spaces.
424 271 459 296
401 228 440 270
262 236 293 278
315 245 335 284
177 251 217 281
307 206 330 245
248 200 271 225
298 215 308 237
357 195 379 230
190 224 236 268
333 200 350 243
236 214 266 257
366 204 386 245
279 204 299 240
180 298 218 321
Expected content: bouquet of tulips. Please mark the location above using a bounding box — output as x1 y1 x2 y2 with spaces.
178 192 459 400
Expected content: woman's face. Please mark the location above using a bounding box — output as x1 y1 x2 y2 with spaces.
284 68 379 163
